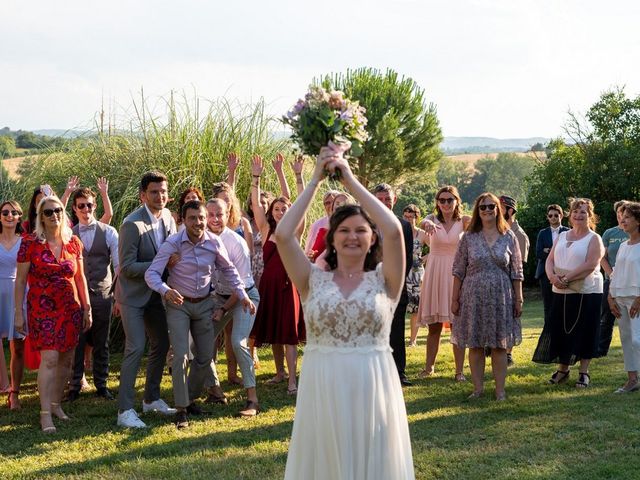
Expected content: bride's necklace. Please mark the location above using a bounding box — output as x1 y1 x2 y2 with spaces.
337 270 363 279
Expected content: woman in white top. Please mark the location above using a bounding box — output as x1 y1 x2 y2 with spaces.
532 198 605 388
608 201 640 393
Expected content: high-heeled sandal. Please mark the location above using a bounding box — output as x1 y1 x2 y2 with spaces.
7 389 21 410
454 372 467 382
51 402 70 421
40 411 57 433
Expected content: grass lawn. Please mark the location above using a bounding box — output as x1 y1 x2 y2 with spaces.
2 298 640 479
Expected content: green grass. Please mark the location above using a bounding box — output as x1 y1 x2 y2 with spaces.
2 299 640 479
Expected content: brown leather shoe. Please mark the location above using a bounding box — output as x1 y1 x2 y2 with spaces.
204 385 228 405
238 400 259 417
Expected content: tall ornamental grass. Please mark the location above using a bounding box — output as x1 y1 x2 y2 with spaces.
13 92 328 229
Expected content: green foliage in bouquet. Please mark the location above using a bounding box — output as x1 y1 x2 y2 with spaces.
282 86 368 159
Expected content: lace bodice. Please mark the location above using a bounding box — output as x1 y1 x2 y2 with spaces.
302 263 399 351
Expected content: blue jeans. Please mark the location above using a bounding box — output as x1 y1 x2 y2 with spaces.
205 286 260 389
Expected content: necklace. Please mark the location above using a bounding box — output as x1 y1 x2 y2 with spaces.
338 270 363 279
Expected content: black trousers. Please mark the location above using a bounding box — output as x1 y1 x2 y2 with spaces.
597 279 615 357
540 275 554 326
390 288 408 378
71 294 113 391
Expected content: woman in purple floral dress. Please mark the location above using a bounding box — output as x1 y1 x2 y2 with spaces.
451 193 524 401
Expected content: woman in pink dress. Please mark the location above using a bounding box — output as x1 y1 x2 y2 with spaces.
417 186 470 380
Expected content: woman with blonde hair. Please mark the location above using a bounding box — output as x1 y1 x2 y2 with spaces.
533 198 604 388
14 196 91 432
451 193 523 400
417 186 471 380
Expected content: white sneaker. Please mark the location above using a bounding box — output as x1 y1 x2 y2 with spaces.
142 398 177 415
117 409 147 428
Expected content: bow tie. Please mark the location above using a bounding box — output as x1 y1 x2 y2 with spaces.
79 224 96 233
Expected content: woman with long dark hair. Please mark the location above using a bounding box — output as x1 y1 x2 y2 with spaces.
249 154 305 395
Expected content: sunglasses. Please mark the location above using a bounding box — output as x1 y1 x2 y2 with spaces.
438 198 455 205
43 207 64 217
548 213 560 218
76 202 94 210
479 204 497 211
1 209 20 217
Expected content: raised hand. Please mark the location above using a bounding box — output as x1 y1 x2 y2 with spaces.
272 153 285 173
97 177 109 195
292 155 305 175
227 152 240 172
66 176 80 191
251 155 265 177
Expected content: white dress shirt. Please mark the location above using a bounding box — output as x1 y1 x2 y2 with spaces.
214 227 255 295
144 204 166 247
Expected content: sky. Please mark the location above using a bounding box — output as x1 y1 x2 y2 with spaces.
2 0 639 138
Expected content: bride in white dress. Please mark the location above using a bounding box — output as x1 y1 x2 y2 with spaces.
275 148 415 480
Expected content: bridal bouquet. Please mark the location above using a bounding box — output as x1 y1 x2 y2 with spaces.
283 86 368 177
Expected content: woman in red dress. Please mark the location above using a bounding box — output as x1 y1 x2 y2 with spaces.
14 195 91 433
249 154 306 395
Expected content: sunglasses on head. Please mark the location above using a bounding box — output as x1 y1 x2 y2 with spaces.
438 197 455 205
1 209 19 217
43 207 64 217
548 213 559 218
479 204 497 211
76 202 94 210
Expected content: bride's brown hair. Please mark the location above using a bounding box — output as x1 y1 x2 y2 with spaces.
324 205 381 271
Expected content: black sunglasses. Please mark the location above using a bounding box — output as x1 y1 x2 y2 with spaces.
76 202 94 210
1 209 20 217
548 213 559 218
43 207 64 217
479 204 497 211
438 198 455 205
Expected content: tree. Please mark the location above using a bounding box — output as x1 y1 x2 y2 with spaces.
0 135 16 159
317 67 443 186
436 157 476 203
15 131 40 149
520 87 640 258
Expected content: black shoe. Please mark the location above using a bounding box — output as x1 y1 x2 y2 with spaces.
400 376 413 387
96 388 115 400
174 410 189 429
186 403 205 416
64 389 81 402
507 353 514 367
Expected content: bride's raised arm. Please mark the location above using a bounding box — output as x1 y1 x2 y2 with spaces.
333 156 405 300
274 152 328 300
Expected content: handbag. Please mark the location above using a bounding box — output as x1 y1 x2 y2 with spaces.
554 267 585 293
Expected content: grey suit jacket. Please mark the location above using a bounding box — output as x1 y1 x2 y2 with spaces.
114 205 177 307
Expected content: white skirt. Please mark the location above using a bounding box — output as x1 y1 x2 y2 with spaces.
284 345 415 480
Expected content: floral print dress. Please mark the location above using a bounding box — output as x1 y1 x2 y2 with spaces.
17 235 84 352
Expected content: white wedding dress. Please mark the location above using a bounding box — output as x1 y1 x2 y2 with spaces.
284 264 415 480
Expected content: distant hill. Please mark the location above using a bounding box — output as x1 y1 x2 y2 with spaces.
33 129 84 138
441 137 549 154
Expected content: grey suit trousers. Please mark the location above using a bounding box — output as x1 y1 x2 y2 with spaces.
117 294 170 411
165 297 216 408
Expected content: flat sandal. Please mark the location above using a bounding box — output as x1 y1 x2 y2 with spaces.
549 370 570 385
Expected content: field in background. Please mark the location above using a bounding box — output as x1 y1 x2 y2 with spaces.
446 151 545 169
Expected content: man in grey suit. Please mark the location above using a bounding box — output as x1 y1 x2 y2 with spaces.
115 171 177 428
